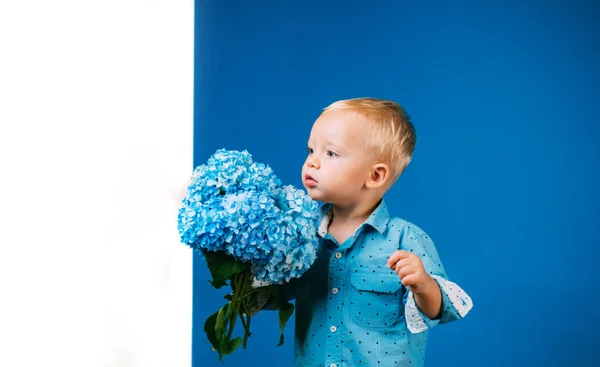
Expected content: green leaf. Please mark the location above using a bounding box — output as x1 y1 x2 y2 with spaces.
243 288 265 310
208 302 243 362
217 336 243 362
222 337 243 355
261 285 279 296
203 311 219 350
276 301 294 346
215 303 229 340
204 251 249 289
223 294 233 301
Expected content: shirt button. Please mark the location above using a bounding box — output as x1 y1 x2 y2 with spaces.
330 325 337 333
332 288 339 295
334 252 342 259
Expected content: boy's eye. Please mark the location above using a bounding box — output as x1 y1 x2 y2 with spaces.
307 148 314 154
327 151 337 157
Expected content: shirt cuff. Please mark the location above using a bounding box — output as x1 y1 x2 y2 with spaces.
405 290 436 333
405 275 473 334
251 278 272 288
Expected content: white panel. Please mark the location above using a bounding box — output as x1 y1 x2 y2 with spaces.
0 1 194 366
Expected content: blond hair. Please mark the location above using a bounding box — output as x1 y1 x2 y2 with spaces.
324 97 416 181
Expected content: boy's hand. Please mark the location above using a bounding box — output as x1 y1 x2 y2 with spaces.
387 250 436 295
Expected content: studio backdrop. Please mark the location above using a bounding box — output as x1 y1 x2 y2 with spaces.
193 1 600 366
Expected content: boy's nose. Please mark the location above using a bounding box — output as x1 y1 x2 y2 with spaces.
307 156 320 169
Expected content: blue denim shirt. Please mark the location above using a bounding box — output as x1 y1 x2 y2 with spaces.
288 199 472 367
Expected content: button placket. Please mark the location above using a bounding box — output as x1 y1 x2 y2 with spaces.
327 248 344 367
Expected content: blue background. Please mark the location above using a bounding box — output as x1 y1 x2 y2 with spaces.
193 1 600 366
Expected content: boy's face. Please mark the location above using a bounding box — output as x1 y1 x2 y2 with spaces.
302 109 374 205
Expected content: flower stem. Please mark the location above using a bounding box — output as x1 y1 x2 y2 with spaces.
238 271 253 348
225 270 254 348
226 273 240 342
241 300 252 348
241 288 261 298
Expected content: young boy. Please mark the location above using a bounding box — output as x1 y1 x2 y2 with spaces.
255 98 472 366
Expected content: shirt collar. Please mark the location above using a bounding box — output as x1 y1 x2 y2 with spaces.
364 199 390 234
316 199 390 238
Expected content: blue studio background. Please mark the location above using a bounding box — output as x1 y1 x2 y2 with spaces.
193 1 599 366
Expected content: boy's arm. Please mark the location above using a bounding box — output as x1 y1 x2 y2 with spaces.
387 250 442 319
388 229 473 333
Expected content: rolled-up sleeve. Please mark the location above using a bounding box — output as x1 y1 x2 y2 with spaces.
401 229 473 334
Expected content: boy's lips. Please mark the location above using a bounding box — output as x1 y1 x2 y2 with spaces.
304 174 318 188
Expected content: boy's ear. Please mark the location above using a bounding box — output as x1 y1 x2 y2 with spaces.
365 163 390 189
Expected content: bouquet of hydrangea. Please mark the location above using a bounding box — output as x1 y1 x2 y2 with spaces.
178 149 319 361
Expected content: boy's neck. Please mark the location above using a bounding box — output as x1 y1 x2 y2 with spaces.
326 198 382 245
329 197 382 228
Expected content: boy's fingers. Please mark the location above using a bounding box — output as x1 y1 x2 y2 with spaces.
393 258 412 273
396 264 416 279
387 250 412 268
401 274 418 287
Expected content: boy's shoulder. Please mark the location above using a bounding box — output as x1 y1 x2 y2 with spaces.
387 216 430 239
387 216 441 260
387 215 440 248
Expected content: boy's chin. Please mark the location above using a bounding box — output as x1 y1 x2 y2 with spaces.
304 187 327 202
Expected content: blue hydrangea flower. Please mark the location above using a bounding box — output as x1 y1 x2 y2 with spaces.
178 149 319 283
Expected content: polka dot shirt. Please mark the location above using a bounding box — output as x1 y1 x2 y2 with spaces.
290 200 473 367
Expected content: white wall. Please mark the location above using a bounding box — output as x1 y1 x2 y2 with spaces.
0 1 194 366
